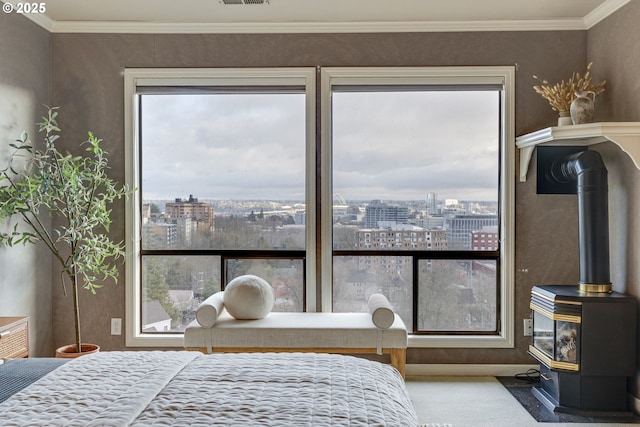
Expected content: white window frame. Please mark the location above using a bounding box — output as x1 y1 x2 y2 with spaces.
320 66 516 348
124 66 514 349
124 68 317 347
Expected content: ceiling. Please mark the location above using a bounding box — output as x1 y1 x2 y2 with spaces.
6 0 631 33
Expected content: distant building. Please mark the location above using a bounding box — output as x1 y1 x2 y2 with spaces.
425 192 437 214
142 222 177 248
294 210 306 225
364 201 409 228
356 226 447 250
142 203 152 224
142 300 172 332
421 214 444 230
166 195 215 232
345 269 377 302
356 224 447 275
471 226 499 251
446 214 498 250
353 225 448 278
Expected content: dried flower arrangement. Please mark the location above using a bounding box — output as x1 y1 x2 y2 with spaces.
533 62 606 113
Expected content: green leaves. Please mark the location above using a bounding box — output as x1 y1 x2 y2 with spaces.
0 106 131 293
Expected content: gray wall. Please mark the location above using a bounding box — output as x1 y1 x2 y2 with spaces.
588 0 640 398
2 3 638 384
50 30 588 365
0 6 52 356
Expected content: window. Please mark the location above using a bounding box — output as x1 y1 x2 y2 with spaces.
125 66 514 348
321 67 515 348
124 68 316 346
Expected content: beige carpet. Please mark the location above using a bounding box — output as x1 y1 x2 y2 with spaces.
405 376 638 427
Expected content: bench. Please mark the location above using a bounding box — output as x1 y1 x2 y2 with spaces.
184 292 408 378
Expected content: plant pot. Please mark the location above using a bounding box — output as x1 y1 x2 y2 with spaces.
558 111 572 126
55 343 100 358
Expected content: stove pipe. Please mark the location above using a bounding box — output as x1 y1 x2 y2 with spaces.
550 150 611 292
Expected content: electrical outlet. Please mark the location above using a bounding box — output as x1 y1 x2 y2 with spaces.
111 318 122 335
523 318 533 336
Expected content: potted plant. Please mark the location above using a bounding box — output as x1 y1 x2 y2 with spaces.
0 107 130 357
532 62 606 126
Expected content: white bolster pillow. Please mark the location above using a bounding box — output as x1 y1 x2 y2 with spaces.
368 293 395 329
196 291 225 327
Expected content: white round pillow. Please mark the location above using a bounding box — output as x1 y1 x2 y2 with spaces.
224 275 274 320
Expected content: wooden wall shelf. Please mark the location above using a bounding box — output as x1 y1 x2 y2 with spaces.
515 122 640 182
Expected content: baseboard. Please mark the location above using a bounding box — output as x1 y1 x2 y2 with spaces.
406 363 539 377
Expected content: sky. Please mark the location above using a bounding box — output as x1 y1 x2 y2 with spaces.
141 90 499 203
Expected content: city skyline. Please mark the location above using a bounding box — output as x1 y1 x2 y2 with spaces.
143 195 498 216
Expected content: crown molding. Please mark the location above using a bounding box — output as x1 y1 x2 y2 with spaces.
20 0 631 35
45 18 588 34
20 11 55 32
584 0 631 28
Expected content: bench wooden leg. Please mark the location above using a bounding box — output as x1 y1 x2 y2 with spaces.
390 348 406 379
185 347 209 354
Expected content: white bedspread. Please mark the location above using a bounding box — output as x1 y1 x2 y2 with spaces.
0 351 417 426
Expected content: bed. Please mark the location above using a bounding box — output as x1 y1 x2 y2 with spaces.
0 351 418 426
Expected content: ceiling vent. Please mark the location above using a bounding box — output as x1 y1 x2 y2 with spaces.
221 0 269 4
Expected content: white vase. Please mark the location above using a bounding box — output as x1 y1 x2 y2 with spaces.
570 90 596 125
557 111 572 126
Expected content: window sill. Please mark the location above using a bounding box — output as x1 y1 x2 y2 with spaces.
126 333 184 348
408 333 514 349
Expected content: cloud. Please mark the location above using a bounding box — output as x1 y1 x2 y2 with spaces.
332 90 499 201
141 89 499 202
142 93 305 200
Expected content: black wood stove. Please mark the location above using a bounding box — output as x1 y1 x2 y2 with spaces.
530 285 636 414
529 148 637 415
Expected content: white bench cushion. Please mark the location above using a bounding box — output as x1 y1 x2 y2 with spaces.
184 310 407 350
